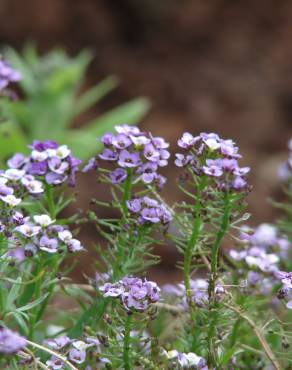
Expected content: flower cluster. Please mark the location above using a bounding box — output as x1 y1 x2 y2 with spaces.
44 335 110 369
0 59 21 93
275 271 292 309
99 277 160 312
162 349 208 369
175 132 250 191
7 141 82 186
278 138 292 181
0 327 26 354
163 279 225 309
126 196 172 225
0 168 44 208
10 214 84 257
229 223 290 274
88 124 170 188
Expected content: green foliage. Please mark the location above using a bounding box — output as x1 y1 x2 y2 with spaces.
0 45 150 160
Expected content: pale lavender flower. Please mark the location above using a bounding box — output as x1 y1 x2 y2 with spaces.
7 153 27 169
0 327 26 354
46 356 64 369
118 150 140 168
275 271 292 289
45 336 71 350
109 168 127 184
69 348 86 364
39 236 58 253
0 59 21 91
127 196 172 225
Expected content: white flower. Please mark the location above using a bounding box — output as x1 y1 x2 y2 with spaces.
46 149 57 158
186 352 204 366
1 194 22 207
33 214 54 227
72 341 88 351
4 169 25 181
205 138 221 150
58 230 73 243
56 145 71 159
25 180 44 194
16 224 41 237
67 239 84 252
31 150 48 162
0 176 8 186
252 223 277 245
130 135 150 146
116 124 140 135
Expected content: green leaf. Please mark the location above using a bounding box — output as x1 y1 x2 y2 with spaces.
64 97 150 159
17 293 49 312
6 277 22 310
85 97 150 135
74 75 119 116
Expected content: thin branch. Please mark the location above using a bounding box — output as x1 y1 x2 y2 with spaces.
26 339 79 370
223 303 281 370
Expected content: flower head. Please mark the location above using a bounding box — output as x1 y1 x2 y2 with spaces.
0 327 26 354
100 276 160 312
84 125 170 189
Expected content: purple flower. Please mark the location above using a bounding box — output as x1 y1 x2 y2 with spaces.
29 140 58 151
127 196 172 225
275 271 292 289
99 149 118 161
28 161 48 176
202 160 223 177
39 235 58 253
7 153 27 169
82 157 97 173
0 60 21 91
48 157 69 174
98 125 170 188
100 277 160 312
69 348 86 364
101 132 114 146
45 172 67 185
112 133 132 149
143 144 160 162
7 141 81 187
0 327 26 354
67 239 84 252
109 168 127 184
46 356 64 369
177 132 196 149
126 198 142 213
118 150 140 168
45 336 71 350
232 176 246 190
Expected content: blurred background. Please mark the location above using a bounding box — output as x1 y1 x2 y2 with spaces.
0 0 291 281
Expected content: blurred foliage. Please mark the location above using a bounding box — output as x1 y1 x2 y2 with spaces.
0 45 150 160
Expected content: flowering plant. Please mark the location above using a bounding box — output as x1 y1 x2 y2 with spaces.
0 59 291 370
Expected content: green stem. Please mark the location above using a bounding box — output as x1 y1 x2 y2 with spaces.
184 215 201 309
123 314 132 370
207 193 230 366
121 170 133 217
45 184 56 219
208 194 230 302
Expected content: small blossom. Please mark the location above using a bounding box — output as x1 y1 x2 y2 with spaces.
34 214 54 227
1 194 22 207
0 327 26 354
69 348 86 364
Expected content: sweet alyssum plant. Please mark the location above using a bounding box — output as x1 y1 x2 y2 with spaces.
0 58 291 369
